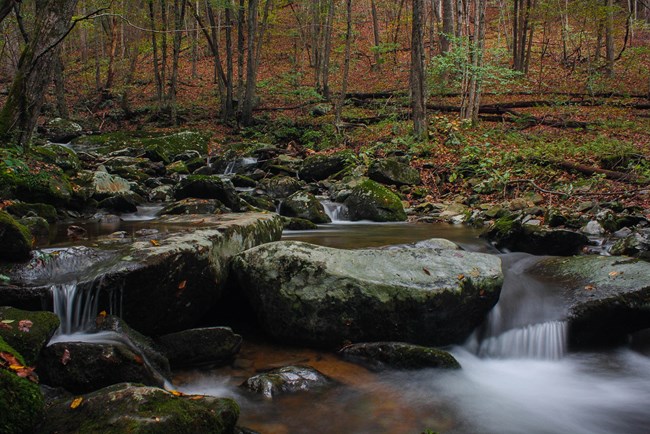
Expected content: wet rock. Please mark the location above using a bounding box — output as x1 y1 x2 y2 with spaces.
166 160 190 174
32 144 82 175
173 175 240 211
156 327 242 368
41 383 239 434
241 365 334 398
581 220 605 236
298 152 356 182
339 342 461 370
98 192 144 213
258 176 302 199
38 341 166 394
240 193 276 212
0 211 33 262
368 158 421 186
344 179 406 222
531 256 650 348
609 228 650 259
0 337 45 434
19 216 50 245
149 184 173 202
232 240 502 347
5 202 58 223
282 217 318 230
160 198 226 215
279 191 330 224
0 307 60 365
91 169 131 198
483 215 588 256
231 174 257 188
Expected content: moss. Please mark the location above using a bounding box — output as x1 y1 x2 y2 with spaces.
31 144 81 175
5 202 58 222
0 210 33 261
345 179 407 222
0 337 45 434
0 307 60 365
166 160 190 174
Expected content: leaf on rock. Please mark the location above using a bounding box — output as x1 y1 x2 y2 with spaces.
61 348 71 365
70 397 83 409
18 319 33 332
422 267 431 275
584 285 595 291
150 239 160 246
178 280 187 290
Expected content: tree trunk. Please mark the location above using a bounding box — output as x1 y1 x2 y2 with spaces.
0 0 79 150
370 0 381 69
237 0 245 106
170 0 187 125
335 0 352 126
320 0 334 99
53 53 69 118
411 0 427 139
148 0 164 104
605 0 615 77
161 0 169 102
103 16 119 92
441 0 454 53
225 1 235 120
241 0 260 126
0 0 16 25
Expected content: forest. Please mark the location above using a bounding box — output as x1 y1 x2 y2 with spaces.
1 1 650 433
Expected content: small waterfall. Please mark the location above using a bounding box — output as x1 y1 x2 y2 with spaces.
223 157 258 175
321 200 349 222
120 205 164 221
476 321 568 360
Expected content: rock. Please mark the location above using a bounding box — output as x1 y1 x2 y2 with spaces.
531 256 650 348
483 216 588 256
5 202 58 223
160 198 226 215
368 158 421 186
149 184 173 202
0 211 33 262
282 217 318 231
298 152 356 182
0 307 59 365
91 169 131 198
166 160 190 174
258 176 302 199
232 240 502 347
98 192 144 213
37 341 166 394
19 216 50 246
32 144 82 175
41 383 239 434
608 228 650 259
279 191 330 224
156 327 242 368
231 174 257 188
339 342 461 370
581 220 605 236
41 118 84 142
241 365 334 398
344 179 406 222
0 337 45 434
173 175 240 211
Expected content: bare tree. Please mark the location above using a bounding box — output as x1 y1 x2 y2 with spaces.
411 0 427 139
335 0 352 127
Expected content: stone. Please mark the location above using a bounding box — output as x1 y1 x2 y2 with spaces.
156 327 242 368
173 175 240 211
282 217 318 231
91 169 131 198
5 202 58 223
279 191 330 224
298 152 356 182
160 198 226 215
0 307 59 365
0 211 33 262
581 220 605 236
19 216 50 246
32 144 82 175
41 118 84 143
241 365 334 398
339 342 461 370
41 383 239 434
368 158 421 186
98 192 144 213
344 179 407 222
258 176 303 199
232 240 502 347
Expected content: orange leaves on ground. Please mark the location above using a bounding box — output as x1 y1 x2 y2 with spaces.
608 271 623 278
150 239 160 247
70 397 83 409
584 284 596 291
457 274 465 280
169 390 185 397
0 351 38 383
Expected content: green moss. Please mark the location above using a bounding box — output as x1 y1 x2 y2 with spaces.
0 337 45 434
31 144 81 175
0 210 33 261
166 160 190 174
5 202 58 222
0 307 60 365
345 179 407 222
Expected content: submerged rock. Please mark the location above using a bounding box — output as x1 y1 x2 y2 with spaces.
41 383 239 434
339 342 460 371
531 256 650 347
232 240 502 347
344 179 407 222
241 365 334 398
279 191 330 224
156 327 242 368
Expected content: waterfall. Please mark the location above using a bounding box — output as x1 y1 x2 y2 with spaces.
476 321 568 360
223 157 258 175
321 200 349 222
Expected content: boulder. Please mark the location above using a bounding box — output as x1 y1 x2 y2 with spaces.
609 228 650 260
41 118 84 143
98 192 144 213
0 211 33 262
232 240 503 347
32 144 82 175
19 216 50 246
368 158 421 186
483 216 588 256
156 327 242 368
279 191 330 224
339 342 460 371
159 198 226 215
37 340 166 394
91 169 131 199
241 365 334 398
41 383 239 434
258 176 302 199
282 217 318 231
344 179 406 222
173 175 240 211
5 202 58 223
298 152 356 182
530 256 650 348
0 307 59 365
0 337 45 434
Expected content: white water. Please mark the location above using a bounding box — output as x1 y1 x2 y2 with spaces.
223 157 258 175
120 204 164 221
321 200 349 223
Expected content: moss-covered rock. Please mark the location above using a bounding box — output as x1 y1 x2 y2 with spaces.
258 175 302 199
609 229 650 259
339 342 460 371
241 365 334 398
1 163 73 207
160 198 226 215
282 217 318 230
367 158 421 186
298 151 356 182
19 216 50 246
98 192 144 213
173 175 240 211
5 202 58 223
91 169 132 198
41 383 239 434
0 211 33 261
344 179 406 222
166 160 190 175
32 144 81 175
41 118 84 143
0 336 45 434
156 327 242 369
279 191 330 224
0 307 60 365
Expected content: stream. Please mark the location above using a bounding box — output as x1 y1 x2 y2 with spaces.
47 214 650 434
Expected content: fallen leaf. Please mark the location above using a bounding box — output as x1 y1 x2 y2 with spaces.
133 355 144 365
70 397 83 409
608 271 620 277
1 319 15 324
178 280 186 290
18 319 33 332
61 349 71 365
169 390 184 397
189 395 203 400
457 274 465 280
150 239 160 246
584 285 595 291
98 311 107 318
422 267 431 275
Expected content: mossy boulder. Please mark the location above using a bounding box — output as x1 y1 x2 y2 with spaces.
91 169 132 198
166 160 190 175
279 191 330 224
482 215 588 256
298 151 356 182
282 217 318 230
0 307 60 365
19 216 50 246
173 175 240 211
241 365 334 398
1 164 73 207
609 228 650 260
0 211 33 261
160 198 226 215
98 192 144 213
344 179 406 222
156 327 242 369
32 144 81 175
339 342 460 371
41 383 239 434
232 240 502 347
258 176 303 199
0 337 45 434
5 202 58 223
41 118 84 143
368 158 421 186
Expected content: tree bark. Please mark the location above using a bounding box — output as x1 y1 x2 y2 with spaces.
0 0 79 150
170 0 187 125
0 0 16 25
241 0 260 126
53 53 69 119
148 0 164 104
441 0 454 53
370 0 381 69
411 0 427 139
605 0 615 77
335 0 352 126
320 0 334 99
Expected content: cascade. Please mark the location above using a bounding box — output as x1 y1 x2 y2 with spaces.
321 200 349 222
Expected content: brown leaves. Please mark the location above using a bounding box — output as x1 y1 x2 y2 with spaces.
61 348 71 365
584 284 596 291
608 271 622 278
70 397 83 409
0 351 38 383
18 320 33 333
422 267 431 275
150 239 160 247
